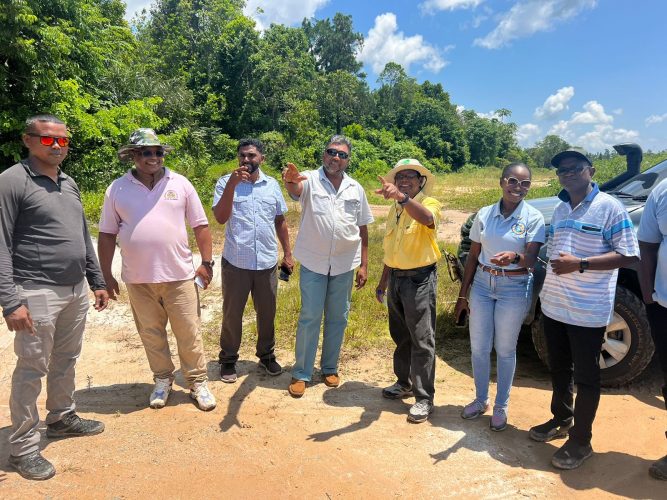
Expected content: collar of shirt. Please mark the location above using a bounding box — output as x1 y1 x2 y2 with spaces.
317 166 353 193
490 199 525 220
557 182 600 203
21 159 69 180
125 167 172 186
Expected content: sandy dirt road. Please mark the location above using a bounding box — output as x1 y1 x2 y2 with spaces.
0 209 664 498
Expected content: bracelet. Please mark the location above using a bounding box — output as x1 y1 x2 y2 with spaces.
397 192 410 205
457 296 468 301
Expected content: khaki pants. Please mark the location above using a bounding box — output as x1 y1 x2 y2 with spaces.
9 280 89 457
126 280 207 385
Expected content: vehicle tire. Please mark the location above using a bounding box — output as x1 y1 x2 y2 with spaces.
457 213 477 264
531 286 655 387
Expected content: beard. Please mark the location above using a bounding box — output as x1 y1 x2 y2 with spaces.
243 161 260 174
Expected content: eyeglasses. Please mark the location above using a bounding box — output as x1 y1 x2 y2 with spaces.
325 148 349 160
504 177 532 188
139 149 165 158
394 173 421 182
28 134 70 147
556 164 587 176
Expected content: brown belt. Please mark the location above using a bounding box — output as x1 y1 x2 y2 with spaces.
478 264 529 276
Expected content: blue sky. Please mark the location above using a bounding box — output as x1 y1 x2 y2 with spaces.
123 0 667 153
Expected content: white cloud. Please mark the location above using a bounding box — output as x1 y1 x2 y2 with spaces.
534 86 574 120
420 0 484 14
542 101 638 152
358 13 447 74
243 0 330 31
477 110 500 119
570 100 613 125
612 108 623 115
646 113 667 127
516 123 542 147
474 0 597 49
577 124 639 152
123 0 153 20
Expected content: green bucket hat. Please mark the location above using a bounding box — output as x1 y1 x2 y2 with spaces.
118 128 174 162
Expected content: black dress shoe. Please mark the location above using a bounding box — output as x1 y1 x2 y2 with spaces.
8 451 55 480
46 412 105 438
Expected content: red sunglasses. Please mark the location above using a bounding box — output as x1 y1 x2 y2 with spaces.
28 134 70 147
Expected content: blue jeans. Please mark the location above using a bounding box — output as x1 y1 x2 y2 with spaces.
468 270 531 411
292 266 354 382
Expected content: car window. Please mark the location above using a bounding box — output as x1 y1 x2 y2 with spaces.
612 159 667 198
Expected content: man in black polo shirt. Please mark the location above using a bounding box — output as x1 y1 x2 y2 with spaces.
0 115 109 481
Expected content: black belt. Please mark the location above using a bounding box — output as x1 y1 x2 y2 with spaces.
392 264 436 277
478 264 529 276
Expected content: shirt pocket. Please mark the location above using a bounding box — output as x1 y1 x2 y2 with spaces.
257 198 277 226
232 197 251 223
343 199 360 223
312 193 331 215
578 222 603 235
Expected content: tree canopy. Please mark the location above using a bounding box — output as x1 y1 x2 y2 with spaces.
1 0 570 189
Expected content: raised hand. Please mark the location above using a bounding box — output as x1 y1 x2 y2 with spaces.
375 175 402 201
282 162 307 184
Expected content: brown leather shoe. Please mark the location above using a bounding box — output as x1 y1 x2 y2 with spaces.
288 378 306 398
323 373 340 388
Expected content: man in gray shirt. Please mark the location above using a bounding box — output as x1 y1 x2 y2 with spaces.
0 115 108 481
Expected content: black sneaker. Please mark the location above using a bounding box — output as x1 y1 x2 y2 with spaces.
260 358 282 376
46 412 105 438
551 439 593 470
8 451 55 480
220 363 238 383
528 419 573 442
649 454 667 480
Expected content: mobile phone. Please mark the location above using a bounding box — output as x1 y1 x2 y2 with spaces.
455 309 468 327
194 276 205 288
279 263 292 282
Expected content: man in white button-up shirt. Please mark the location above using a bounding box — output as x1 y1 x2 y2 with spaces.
282 135 373 397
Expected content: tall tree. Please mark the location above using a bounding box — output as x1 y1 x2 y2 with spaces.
302 13 363 75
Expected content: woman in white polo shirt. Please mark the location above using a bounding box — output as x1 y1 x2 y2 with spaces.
455 163 545 431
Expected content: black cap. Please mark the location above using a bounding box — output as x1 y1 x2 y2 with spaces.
550 148 592 168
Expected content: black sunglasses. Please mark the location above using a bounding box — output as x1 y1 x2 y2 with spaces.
556 164 587 176
139 149 165 158
326 148 349 160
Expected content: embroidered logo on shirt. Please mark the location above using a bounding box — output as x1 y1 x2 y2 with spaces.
511 222 526 235
164 190 178 201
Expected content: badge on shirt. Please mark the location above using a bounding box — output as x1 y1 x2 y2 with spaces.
164 190 179 201
511 221 526 235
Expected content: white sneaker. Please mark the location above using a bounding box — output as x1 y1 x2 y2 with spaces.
190 381 216 411
149 378 172 409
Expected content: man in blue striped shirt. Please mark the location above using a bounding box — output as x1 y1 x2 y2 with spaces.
213 138 293 383
530 148 639 470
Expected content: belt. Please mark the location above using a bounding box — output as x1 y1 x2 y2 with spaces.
392 264 436 277
478 264 529 276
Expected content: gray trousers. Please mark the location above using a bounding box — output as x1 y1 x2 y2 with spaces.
9 280 89 457
387 266 437 402
219 258 277 364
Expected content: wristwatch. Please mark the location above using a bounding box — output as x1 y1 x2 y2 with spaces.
511 252 521 264
397 193 410 205
579 258 589 273
201 260 215 269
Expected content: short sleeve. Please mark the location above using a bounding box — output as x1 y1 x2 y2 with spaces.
98 183 121 234
275 181 288 215
212 175 229 207
357 185 374 226
525 209 546 244
606 200 639 257
637 188 662 244
469 212 482 243
184 180 209 228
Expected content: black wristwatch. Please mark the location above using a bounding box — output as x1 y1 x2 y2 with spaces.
511 252 521 264
201 260 215 269
397 192 410 205
579 258 589 273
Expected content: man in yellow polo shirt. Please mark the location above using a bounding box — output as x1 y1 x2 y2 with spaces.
375 159 442 423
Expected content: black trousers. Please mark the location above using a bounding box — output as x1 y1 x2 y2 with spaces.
647 303 667 436
219 257 277 364
387 266 437 402
543 313 606 445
